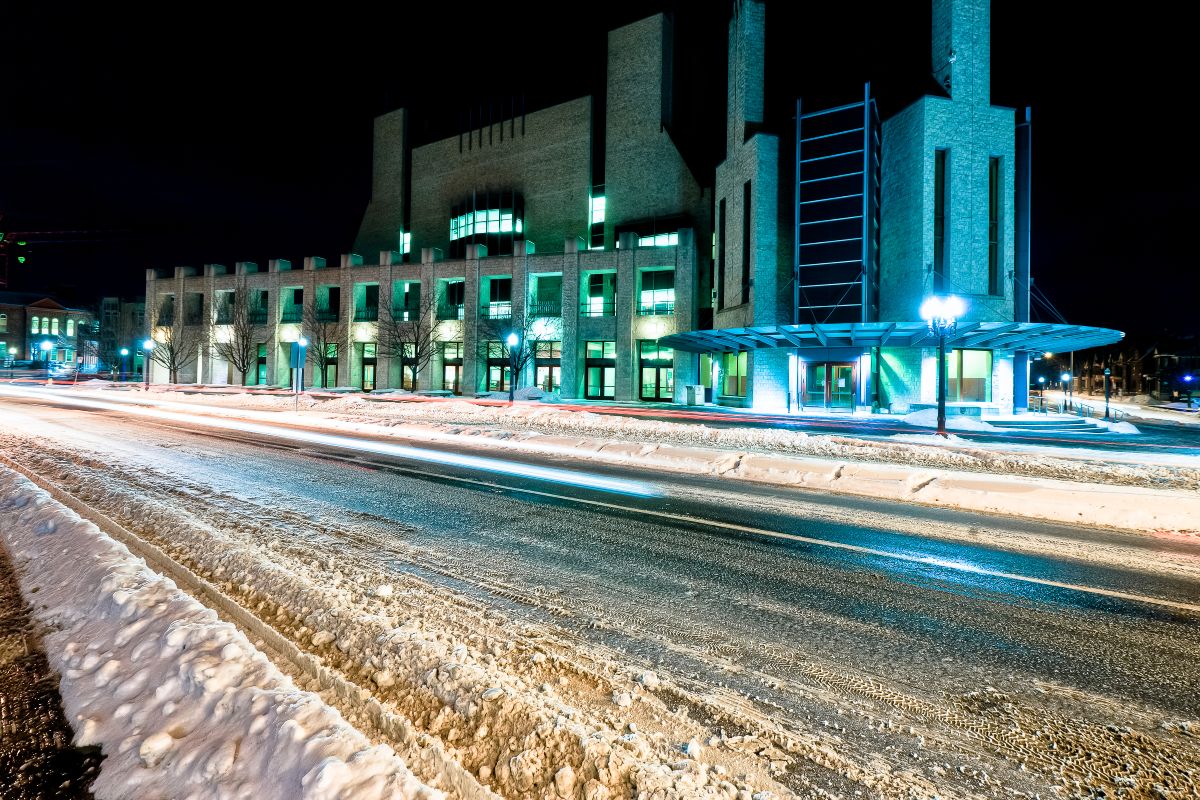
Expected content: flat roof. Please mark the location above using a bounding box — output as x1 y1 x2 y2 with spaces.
660 321 1124 353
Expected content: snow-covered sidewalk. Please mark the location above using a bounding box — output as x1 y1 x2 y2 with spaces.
0 469 441 800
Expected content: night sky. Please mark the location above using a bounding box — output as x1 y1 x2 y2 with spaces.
2 1 1195 344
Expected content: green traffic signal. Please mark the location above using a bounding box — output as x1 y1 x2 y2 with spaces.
17 256 26 263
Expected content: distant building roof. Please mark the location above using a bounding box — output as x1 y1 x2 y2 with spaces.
0 291 90 313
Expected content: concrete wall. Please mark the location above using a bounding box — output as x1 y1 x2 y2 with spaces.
353 108 408 258
409 98 592 259
604 14 708 249
880 97 1016 324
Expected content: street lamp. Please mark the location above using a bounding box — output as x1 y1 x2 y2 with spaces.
40 340 53 380
1183 374 1193 409
506 332 520 404
919 295 965 438
1103 367 1112 420
1037 375 1045 401
143 339 154 390
1061 371 1072 411
119 347 129 382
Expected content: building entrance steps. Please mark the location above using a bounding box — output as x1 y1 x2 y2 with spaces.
987 416 1108 434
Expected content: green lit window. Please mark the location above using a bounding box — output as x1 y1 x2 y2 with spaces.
638 341 673 361
399 231 412 255
586 340 616 359
66 319 75 337
0 313 6 333
721 351 748 397
946 349 992 402
31 316 39 334
590 195 606 225
51 318 60 335
535 340 562 359
443 341 464 360
364 343 377 358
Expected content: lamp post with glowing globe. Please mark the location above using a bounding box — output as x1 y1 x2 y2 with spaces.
920 295 966 438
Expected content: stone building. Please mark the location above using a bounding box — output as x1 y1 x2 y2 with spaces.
0 291 96 367
144 0 1121 413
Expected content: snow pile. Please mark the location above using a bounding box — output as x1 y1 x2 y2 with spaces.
0 469 441 800
474 387 560 402
902 408 997 431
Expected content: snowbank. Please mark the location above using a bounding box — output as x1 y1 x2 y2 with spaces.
475 387 561 402
902 408 997 431
0 469 441 800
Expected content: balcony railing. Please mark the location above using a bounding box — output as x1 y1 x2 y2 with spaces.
638 300 675 316
280 309 303 323
529 300 561 317
580 300 615 317
354 307 379 322
247 309 268 325
436 303 465 321
481 302 512 320
215 310 234 325
157 313 176 326
315 308 339 322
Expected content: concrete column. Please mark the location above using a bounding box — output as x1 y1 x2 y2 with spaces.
561 253 581 399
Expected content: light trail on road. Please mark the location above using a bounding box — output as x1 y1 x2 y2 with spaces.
0 385 659 497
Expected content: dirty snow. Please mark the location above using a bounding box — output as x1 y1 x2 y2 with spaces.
0 469 439 800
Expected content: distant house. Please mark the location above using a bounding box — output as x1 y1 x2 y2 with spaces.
0 291 97 367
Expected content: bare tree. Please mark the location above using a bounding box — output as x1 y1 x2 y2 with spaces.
147 302 201 384
210 286 259 385
303 303 346 388
378 290 441 390
476 314 553 393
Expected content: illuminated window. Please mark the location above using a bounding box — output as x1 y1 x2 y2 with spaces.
721 351 748 397
31 316 40 334
639 232 678 247
51 318 60 335
585 341 616 359
590 195 605 225
0 313 6 333
946 349 992 402
66 319 75 337
400 230 412 255
638 270 675 315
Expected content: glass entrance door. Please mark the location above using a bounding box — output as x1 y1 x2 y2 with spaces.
803 362 855 409
804 362 827 407
585 366 615 399
362 363 376 391
640 367 673 401
830 364 854 408
443 364 462 394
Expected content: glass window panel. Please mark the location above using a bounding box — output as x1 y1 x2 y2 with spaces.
515 219 523 233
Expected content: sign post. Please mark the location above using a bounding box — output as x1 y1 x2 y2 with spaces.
291 338 308 413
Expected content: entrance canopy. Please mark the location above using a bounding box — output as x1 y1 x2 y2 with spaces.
660 321 1123 353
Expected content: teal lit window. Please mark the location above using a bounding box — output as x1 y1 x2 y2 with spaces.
590 195 605 225
638 270 675 315
66 319 75 337
639 232 678 247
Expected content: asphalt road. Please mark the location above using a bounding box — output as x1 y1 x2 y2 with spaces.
2 393 1198 799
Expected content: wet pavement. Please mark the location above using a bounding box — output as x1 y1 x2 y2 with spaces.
0 546 101 799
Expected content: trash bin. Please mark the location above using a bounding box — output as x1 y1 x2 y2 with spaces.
684 384 705 405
